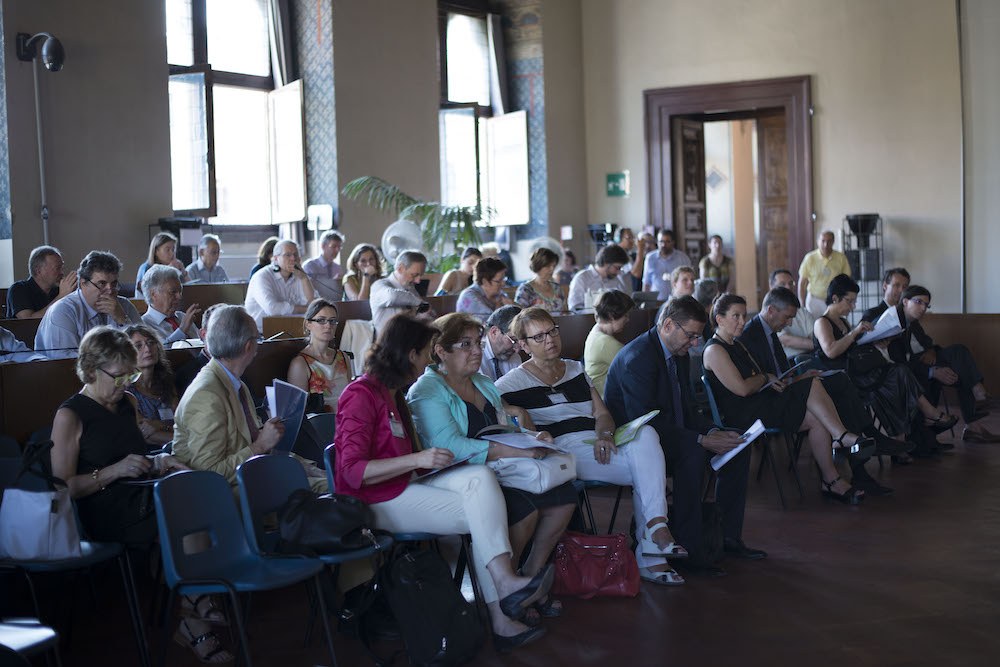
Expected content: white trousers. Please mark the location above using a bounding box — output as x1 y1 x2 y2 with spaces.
555 425 668 568
371 465 512 603
806 293 827 318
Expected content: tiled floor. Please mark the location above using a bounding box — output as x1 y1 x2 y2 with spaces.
9 407 1000 666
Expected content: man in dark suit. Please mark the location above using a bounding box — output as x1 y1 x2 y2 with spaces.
861 267 910 323
604 296 753 576
889 285 996 442
738 287 905 495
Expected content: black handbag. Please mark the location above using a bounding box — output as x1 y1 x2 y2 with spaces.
277 488 376 554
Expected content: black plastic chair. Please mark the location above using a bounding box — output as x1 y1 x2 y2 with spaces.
572 480 626 534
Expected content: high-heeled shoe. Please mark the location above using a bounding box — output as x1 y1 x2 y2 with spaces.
821 476 865 505
638 520 688 559
926 413 958 434
832 432 876 458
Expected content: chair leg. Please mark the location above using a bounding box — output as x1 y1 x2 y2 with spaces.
157 589 177 667
581 487 597 535
224 588 253 667
763 439 788 510
755 446 768 482
607 487 624 534
460 536 489 630
786 434 805 501
147 553 164 629
313 575 338 667
118 551 151 667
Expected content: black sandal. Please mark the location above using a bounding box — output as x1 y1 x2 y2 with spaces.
821 476 865 505
181 594 228 626
173 619 234 664
832 432 876 458
534 596 562 618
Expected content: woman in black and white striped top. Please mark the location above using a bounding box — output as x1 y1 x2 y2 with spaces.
495 307 687 586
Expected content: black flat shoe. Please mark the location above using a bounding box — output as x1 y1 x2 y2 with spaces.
723 537 768 560
851 468 893 496
499 565 554 621
493 626 547 653
821 476 865 505
927 413 958 434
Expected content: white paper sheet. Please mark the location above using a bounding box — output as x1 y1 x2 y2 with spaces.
710 419 766 471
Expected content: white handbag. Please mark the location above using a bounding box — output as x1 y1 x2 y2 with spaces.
0 485 83 560
487 452 577 494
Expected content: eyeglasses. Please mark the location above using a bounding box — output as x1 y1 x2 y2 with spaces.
85 278 120 293
488 277 506 285
307 317 339 326
100 368 141 387
451 338 485 352
522 325 560 344
909 298 931 310
676 322 702 343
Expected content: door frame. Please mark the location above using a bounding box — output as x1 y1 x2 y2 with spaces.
644 75 813 277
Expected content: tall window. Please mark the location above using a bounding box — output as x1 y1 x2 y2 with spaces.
165 0 305 225
439 7 528 226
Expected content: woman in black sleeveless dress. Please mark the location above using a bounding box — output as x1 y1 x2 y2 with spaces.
703 294 868 504
49 327 233 664
813 274 956 443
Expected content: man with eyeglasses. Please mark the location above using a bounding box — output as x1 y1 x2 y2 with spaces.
567 244 630 311
479 305 522 381
888 285 996 442
34 250 142 359
604 296 753 576
371 250 431 333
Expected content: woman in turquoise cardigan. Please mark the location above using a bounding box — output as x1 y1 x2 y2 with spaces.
408 313 577 623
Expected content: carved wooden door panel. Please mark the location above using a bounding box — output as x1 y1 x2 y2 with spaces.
671 118 707 262
756 112 789 298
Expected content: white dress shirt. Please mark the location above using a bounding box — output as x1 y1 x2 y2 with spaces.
1 327 48 363
567 266 629 311
34 289 142 359
478 332 521 381
370 275 423 333
142 306 199 346
303 256 344 302
244 268 308 332
184 259 229 283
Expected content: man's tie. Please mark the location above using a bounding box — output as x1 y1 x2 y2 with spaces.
666 356 684 428
770 332 789 374
165 316 180 331
238 388 261 442
493 357 501 380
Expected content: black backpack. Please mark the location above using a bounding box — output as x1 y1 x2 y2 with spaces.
381 548 485 666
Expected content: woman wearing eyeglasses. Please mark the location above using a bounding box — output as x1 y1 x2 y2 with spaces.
814 274 956 458
408 313 575 624
457 257 517 323
287 299 353 414
495 307 688 586
49 328 228 663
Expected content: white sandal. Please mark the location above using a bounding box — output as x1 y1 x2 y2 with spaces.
638 520 688 559
638 565 685 586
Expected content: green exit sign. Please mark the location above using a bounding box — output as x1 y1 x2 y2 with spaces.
606 171 630 197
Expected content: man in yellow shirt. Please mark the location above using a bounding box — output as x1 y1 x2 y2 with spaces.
798 230 851 316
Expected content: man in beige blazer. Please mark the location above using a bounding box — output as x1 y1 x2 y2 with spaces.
173 305 327 493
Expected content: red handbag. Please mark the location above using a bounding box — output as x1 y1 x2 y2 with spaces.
551 531 640 599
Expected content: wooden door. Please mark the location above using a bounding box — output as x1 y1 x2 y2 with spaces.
672 118 707 262
756 112 790 299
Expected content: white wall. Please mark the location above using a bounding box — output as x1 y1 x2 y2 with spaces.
2 0 172 285
331 0 440 251
962 0 1000 313
581 0 964 311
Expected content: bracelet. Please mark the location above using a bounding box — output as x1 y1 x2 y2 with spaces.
91 468 106 491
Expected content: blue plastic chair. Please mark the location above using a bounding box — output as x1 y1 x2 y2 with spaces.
0 459 148 667
701 375 805 509
153 470 334 667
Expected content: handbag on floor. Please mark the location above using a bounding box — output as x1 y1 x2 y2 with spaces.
487 452 576 494
551 531 640 599
0 441 83 561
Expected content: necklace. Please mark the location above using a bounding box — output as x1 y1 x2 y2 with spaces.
531 359 564 386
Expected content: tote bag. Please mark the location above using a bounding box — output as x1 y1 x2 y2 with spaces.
487 452 576 494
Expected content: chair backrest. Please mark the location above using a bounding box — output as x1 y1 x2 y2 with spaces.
153 470 254 588
0 459 50 506
308 413 337 450
700 375 724 425
323 443 336 492
237 454 309 553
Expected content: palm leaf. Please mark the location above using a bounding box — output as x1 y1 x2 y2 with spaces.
340 176 419 216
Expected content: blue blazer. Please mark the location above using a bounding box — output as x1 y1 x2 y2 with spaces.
604 327 713 454
737 315 789 376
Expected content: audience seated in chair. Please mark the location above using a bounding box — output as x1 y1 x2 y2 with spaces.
135 232 187 298
0 326 47 363
287 298 353 414
35 250 142 359
140 264 201 345
457 257 516 324
515 248 568 313
584 290 635 397
705 294 872 505
342 243 384 301
554 249 578 289
249 236 279 279
46 328 227 662
408 313 575 623
479 304 522 382
184 234 229 284
173 303 224 398
244 240 315 332
615 226 650 293
334 313 554 652
497 307 687 586
6 245 77 319
437 247 481 295
125 325 178 448
669 265 697 299
370 250 429 333
603 296 754 575
303 230 345 302
861 267 909 323
568 245 630 311
769 269 816 361
172 305 326 494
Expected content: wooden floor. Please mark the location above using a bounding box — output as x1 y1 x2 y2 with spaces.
10 407 1000 667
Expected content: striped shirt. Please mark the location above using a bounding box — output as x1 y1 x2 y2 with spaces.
495 360 596 438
